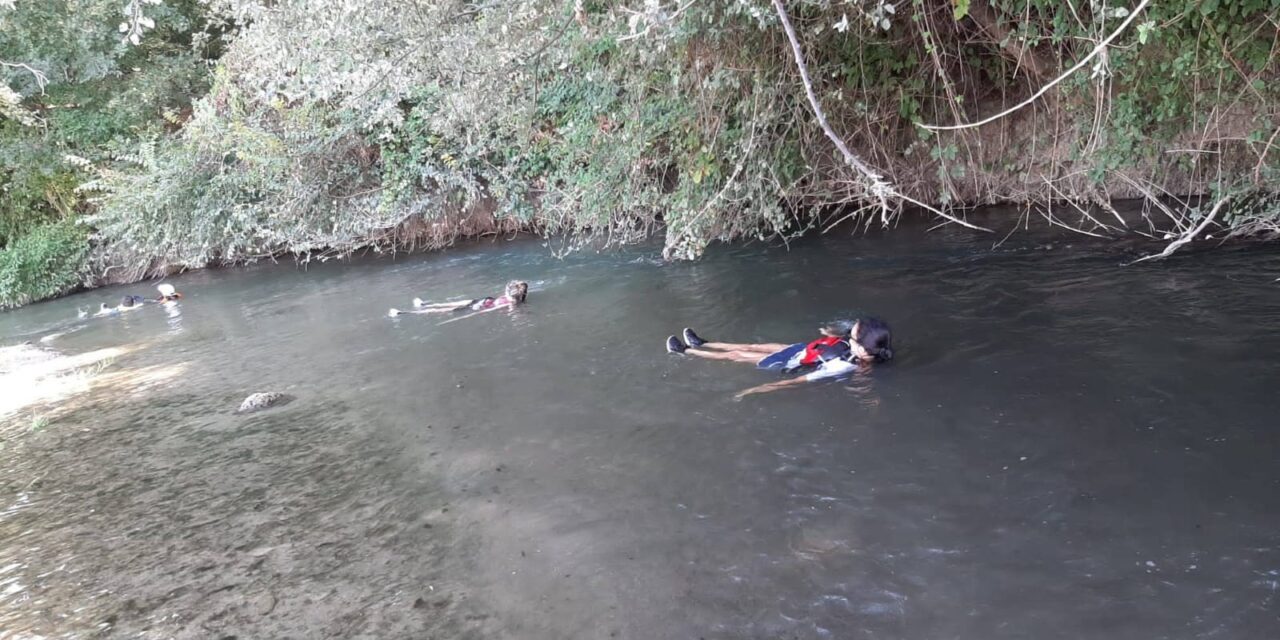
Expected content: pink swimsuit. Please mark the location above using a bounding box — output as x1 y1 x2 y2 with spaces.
470 295 514 311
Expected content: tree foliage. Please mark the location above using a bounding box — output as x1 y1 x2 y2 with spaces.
0 218 88 309
0 0 211 304
3 0 1280 305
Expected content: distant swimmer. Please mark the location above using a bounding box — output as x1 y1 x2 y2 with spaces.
664 318 894 398
84 284 182 318
151 283 183 303
389 280 528 318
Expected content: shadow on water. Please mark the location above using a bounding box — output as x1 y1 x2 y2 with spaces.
2 215 1280 638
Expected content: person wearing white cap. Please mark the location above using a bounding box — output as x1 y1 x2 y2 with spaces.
149 283 182 303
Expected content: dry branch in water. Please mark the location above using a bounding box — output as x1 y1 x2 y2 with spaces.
770 0 989 232
1129 195 1233 264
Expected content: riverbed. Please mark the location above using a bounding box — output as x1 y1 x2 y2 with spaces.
2 217 1279 639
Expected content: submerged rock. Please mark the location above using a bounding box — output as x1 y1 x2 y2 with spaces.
236 392 292 414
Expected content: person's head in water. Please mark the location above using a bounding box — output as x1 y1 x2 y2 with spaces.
505 280 529 303
120 296 138 308
850 317 893 363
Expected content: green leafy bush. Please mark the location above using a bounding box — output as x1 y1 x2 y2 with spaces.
0 220 89 309
2 0 1278 308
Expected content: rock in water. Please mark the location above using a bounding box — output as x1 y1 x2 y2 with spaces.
237 392 292 414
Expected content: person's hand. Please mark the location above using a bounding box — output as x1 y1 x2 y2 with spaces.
734 386 763 401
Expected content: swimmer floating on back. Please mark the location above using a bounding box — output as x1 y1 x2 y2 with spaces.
151 283 183 303
665 318 893 398
389 280 529 318
80 284 182 318
88 299 136 317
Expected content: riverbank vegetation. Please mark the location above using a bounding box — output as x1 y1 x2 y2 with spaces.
2 0 1278 307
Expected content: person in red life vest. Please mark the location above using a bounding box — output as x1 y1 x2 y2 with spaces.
389 280 528 317
665 319 894 397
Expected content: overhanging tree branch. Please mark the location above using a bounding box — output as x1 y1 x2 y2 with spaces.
919 0 1152 132
1128 195 1233 264
1 59 49 92
770 0 989 232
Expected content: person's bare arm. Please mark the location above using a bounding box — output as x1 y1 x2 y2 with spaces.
390 305 463 316
436 303 513 325
733 376 811 400
702 341 791 353
416 301 471 311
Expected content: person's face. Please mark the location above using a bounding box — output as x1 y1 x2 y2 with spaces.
848 321 872 361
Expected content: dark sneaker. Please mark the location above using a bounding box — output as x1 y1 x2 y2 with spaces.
682 328 707 347
666 335 687 354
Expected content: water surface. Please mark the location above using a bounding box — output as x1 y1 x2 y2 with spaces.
2 218 1278 638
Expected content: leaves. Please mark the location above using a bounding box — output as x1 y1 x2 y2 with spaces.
0 220 89 308
0 0 1276 299
1136 20 1156 44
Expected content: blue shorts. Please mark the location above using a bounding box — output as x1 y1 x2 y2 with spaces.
756 343 806 370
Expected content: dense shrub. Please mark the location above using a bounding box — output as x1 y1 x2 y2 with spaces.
3 1 1279 305
0 220 89 309
101 0 1268 263
0 0 212 302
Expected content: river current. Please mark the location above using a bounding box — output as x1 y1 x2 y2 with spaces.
2 214 1278 638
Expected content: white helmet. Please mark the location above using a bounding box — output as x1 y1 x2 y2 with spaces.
157 283 176 297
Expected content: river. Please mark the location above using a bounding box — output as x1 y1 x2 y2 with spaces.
2 213 1279 639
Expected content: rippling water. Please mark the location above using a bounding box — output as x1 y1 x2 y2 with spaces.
2 215 1279 638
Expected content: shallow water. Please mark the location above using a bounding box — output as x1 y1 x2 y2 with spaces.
2 217 1279 638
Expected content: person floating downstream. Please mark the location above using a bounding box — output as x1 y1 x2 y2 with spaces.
80 284 182 318
665 318 894 398
151 283 183 303
389 280 529 318
118 295 145 311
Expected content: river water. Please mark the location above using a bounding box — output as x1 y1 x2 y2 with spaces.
2 215 1279 639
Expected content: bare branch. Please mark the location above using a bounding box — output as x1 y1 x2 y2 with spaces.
965 0 1053 82
1253 125 1280 185
770 0 989 232
0 60 49 92
920 0 1152 132
1128 195 1233 264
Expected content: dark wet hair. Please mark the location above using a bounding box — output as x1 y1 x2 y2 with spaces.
120 295 137 308
506 280 529 303
854 317 893 362
819 320 854 338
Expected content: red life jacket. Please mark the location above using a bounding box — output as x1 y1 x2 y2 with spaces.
800 336 847 366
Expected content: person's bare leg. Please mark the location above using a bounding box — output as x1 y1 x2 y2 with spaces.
685 348 766 364
400 303 470 315
701 341 791 353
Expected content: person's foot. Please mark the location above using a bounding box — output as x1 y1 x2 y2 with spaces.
682 327 707 347
666 335 687 354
